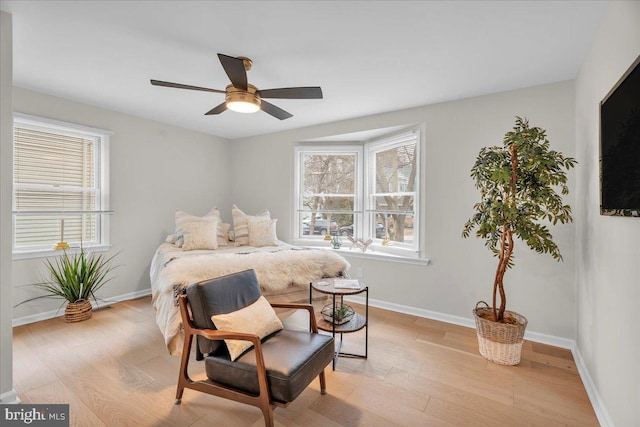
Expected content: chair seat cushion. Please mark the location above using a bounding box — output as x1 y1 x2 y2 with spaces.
205 329 334 404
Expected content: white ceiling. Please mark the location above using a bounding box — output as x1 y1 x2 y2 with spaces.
0 1 607 140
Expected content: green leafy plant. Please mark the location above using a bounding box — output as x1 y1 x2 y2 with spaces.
321 303 354 324
331 304 351 320
462 117 577 322
16 248 119 308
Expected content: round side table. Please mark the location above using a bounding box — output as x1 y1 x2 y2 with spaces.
310 278 368 370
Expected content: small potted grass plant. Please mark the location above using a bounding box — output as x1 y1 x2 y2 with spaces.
17 247 119 322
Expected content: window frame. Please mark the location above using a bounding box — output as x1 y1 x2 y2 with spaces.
293 144 362 242
364 130 420 255
293 128 423 260
12 113 111 259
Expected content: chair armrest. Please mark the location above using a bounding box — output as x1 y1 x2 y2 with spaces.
270 302 319 333
192 328 261 346
270 302 313 310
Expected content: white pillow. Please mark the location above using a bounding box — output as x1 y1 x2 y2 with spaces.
211 295 283 361
181 219 219 251
231 205 270 246
174 208 226 247
248 217 278 247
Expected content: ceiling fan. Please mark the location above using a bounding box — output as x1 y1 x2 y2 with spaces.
150 53 323 120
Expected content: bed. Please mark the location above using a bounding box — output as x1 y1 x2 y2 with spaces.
150 240 350 355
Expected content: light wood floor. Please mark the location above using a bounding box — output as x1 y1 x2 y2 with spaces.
13 296 599 427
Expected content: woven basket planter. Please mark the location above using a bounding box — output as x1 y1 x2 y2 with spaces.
65 299 92 323
473 301 528 365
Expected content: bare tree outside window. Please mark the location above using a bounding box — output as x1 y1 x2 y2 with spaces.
372 142 417 243
301 153 355 234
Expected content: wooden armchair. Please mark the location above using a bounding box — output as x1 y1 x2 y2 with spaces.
175 269 334 427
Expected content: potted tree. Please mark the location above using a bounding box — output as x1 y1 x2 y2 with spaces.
462 117 576 365
17 248 119 323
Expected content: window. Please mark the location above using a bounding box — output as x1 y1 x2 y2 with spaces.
12 114 111 257
294 129 421 258
366 133 418 250
294 145 361 239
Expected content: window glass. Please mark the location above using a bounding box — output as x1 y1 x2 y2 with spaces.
368 134 418 247
298 151 357 237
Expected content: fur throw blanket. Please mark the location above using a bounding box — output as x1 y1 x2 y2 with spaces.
157 248 350 295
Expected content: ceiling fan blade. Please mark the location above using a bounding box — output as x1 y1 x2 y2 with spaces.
205 103 227 115
257 87 323 99
217 54 248 91
150 79 225 94
260 100 293 120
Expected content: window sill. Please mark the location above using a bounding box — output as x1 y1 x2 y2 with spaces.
12 244 112 261
292 241 430 266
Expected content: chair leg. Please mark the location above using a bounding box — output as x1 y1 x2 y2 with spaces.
260 404 275 427
175 385 184 405
319 370 327 395
175 331 193 405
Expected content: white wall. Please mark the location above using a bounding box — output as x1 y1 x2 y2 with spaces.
11 88 232 319
575 1 640 426
230 80 577 339
0 10 17 404
3 5 632 421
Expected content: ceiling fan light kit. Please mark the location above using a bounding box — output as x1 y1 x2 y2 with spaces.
225 84 261 113
150 53 323 120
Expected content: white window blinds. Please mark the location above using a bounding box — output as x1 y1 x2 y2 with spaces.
12 115 110 253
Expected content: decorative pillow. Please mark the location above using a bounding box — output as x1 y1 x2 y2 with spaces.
174 208 222 247
211 295 283 361
248 217 278 247
231 205 270 246
174 208 231 247
182 219 219 251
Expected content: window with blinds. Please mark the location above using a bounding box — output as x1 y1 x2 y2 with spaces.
12 114 110 255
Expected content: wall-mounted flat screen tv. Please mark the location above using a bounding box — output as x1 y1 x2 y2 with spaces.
600 54 640 217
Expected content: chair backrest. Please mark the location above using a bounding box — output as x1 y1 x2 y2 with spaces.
186 269 262 356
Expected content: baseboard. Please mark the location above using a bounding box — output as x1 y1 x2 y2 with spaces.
345 295 576 349
0 389 21 404
346 294 477 329
345 294 612 427
571 345 615 427
12 288 152 327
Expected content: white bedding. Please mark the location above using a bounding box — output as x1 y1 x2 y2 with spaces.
150 241 349 355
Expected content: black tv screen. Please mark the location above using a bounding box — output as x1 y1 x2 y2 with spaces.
600 54 640 216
